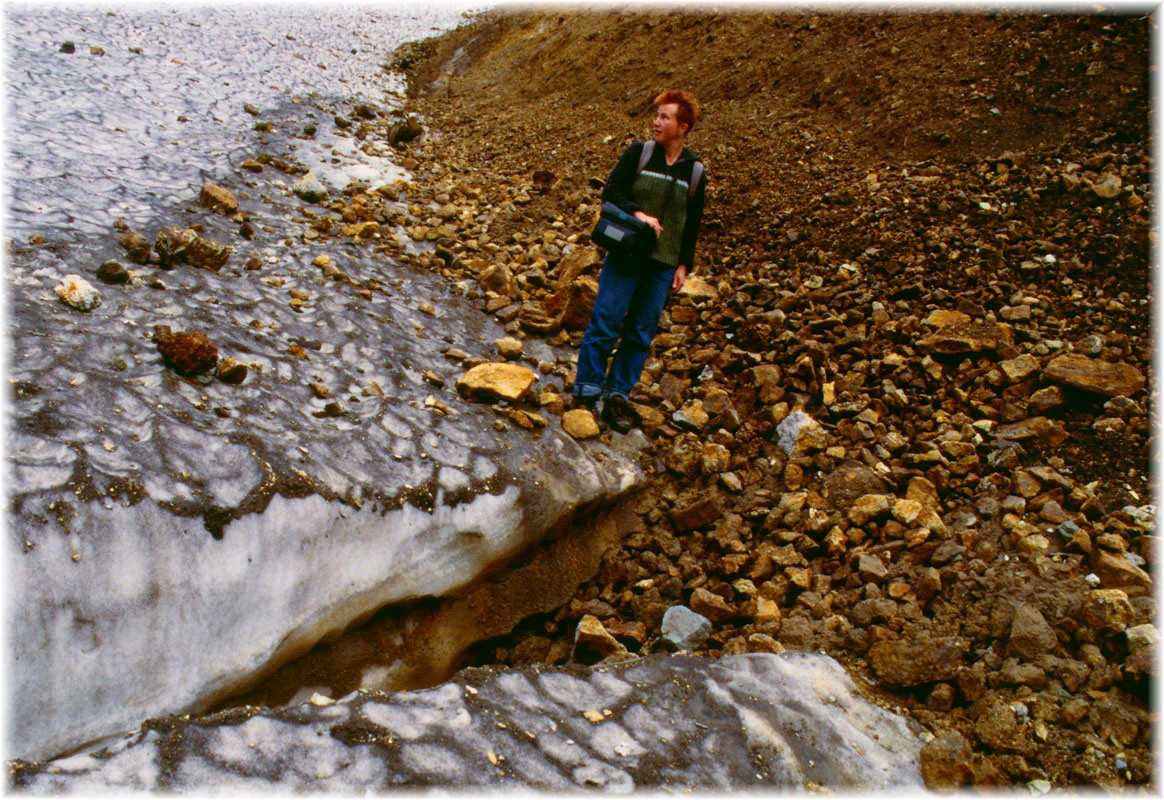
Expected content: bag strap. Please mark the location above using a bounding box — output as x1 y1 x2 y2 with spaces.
688 160 704 200
637 140 703 200
636 140 655 174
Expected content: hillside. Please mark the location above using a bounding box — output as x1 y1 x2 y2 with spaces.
389 8 1154 789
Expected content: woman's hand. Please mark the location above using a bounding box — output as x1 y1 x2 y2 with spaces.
670 264 688 294
634 211 663 237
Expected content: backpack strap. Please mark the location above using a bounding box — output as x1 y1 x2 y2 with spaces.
636 140 655 174
688 160 704 200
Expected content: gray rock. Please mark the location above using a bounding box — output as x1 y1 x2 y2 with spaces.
661 605 712 650
15 653 926 793
292 172 328 203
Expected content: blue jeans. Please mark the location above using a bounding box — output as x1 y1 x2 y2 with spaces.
574 255 674 402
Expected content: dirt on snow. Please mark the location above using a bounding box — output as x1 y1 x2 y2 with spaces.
386 7 1154 790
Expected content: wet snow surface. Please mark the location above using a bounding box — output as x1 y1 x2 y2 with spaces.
6 1 552 518
5 2 479 242
17 653 926 792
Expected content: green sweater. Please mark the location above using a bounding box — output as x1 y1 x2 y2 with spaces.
603 141 707 271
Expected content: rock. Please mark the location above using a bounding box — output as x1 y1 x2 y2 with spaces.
775 410 828 458
994 416 1068 446
1095 416 1126 436
699 443 731 476
754 595 782 626
353 103 378 120
823 461 888 507
919 731 975 789
543 278 598 330
155 329 218 377
59 41 75 53
1044 353 1145 397
848 494 893 526
997 661 1048 689
214 357 248 385
678 275 719 302
388 116 424 144
973 698 1036 757
664 434 704 475
916 319 1014 354
1006 604 1058 660
670 495 721 533
661 605 712 650
689 587 736 622
552 247 600 289
494 337 523 359
562 408 600 439
748 364 783 403
292 172 328 203
923 309 971 328
341 221 380 239
1089 171 1123 199
479 263 517 297
1089 548 1152 596
456 362 537 403
1104 395 1145 418
855 553 889 582
1125 624 1157 674
1081 589 1135 632
153 226 233 271
571 615 630 664
998 353 1041 383
117 230 152 264
95 261 130 285
54 274 101 311
631 401 666 433
198 183 239 215
1028 385 1066 413
868 634 969 686
672 400 709 433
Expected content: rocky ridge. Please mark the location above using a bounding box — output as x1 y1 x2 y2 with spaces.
381 9 1154 790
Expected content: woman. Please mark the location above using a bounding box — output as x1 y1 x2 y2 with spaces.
572 89 708 434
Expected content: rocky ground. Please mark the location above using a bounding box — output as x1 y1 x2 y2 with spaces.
380 9 1156 791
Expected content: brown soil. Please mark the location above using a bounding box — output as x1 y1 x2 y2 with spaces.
389 8 1154 791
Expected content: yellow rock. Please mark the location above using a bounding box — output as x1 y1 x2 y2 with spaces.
562 408 600 439
456 362 537 403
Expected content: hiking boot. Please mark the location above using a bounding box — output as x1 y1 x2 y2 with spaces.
571 394 599 412
600 395 635 434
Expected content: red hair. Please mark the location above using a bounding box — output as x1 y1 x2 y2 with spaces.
654 89 700 133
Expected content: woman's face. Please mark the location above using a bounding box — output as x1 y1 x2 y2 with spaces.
653 103 687 145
